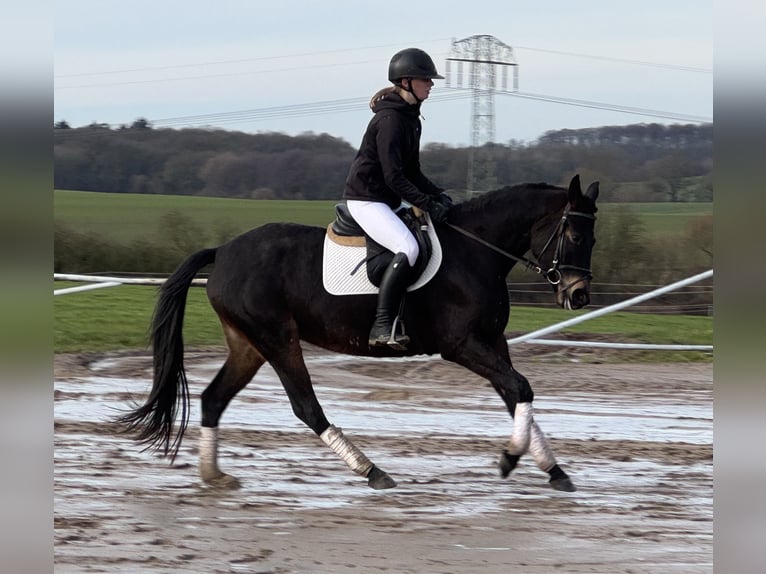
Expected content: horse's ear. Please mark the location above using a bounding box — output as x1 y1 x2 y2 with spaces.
567 174 582 204
585 181 599 201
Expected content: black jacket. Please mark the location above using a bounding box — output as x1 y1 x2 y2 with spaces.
343 90 442 209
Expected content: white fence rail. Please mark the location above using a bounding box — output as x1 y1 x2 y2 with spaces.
507 269 713 351
53 273 207 296
54 269 713 352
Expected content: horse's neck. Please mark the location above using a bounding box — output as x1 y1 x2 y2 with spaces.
455 187 565 255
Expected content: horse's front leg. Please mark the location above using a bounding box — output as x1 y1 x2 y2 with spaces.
446 334 575 492
499 411 575 492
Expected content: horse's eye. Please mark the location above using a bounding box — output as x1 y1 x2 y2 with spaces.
569 232 582 245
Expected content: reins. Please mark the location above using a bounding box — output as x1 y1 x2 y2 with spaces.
446 207 596 286
447 222 547 275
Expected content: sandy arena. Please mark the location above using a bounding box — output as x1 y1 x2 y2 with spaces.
54 345 712 573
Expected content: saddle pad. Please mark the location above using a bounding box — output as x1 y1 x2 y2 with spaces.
322 216 442 296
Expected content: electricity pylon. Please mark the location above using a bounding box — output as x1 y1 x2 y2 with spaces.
445 35 518 193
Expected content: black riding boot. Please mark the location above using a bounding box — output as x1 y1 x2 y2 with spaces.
369 252 412 351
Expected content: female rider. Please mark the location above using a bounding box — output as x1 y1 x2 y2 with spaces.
343 48 452 351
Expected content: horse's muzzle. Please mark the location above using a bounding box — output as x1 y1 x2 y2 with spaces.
556 274 591 310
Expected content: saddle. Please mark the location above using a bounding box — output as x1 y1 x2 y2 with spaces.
322 203 443 296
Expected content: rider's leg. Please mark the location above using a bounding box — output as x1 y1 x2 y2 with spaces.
346 201 418 350
368 252 412 349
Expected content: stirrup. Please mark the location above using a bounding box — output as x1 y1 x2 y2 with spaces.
369 316 409 351
369 332 410 351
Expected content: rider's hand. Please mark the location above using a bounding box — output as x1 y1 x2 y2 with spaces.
434 192 453 208
427 198 450 223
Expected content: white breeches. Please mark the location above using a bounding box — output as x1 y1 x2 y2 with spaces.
346 200 419 266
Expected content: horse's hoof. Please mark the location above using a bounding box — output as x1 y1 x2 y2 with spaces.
498 450 520 478
203 473 242 490
549 477 576 492
367 465 397 490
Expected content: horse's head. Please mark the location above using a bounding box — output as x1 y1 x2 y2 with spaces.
532 174 599 310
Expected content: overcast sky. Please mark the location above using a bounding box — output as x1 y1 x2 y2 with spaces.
54 0 713 147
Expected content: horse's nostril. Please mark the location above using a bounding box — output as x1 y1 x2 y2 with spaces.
572 289 589 308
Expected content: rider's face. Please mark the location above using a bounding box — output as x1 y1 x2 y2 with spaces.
408 78 434 101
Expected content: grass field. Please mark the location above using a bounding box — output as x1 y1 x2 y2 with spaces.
54 282 712 361
54 190 712 244
618 202 713 236
54 191 713 361
54 191 338 244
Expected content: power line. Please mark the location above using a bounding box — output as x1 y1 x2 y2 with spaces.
55 40 710 80
54 44 711 91
54 58 385 90
501 90 712 123
149 88 711 129
54 39 452 79
54 87 710 133
515 45 712 74
56 92 711 135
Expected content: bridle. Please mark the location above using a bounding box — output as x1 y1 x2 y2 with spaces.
534 207 596 289
446 206 596 288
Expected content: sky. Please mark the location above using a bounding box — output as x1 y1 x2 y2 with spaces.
54 0 714 147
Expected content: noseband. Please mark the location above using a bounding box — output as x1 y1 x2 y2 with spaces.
447 207 596 288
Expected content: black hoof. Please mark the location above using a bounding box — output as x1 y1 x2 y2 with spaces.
367 465 397 490
547 464 576 491
549 477 577 492
498 450 520 478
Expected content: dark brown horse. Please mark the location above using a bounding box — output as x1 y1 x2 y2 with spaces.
119 174 599 492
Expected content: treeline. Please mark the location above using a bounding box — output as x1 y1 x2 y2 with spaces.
53 120 712 202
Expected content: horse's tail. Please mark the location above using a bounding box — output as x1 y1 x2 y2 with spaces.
116 247 217 461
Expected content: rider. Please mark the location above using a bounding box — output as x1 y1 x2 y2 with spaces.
343 47 453 351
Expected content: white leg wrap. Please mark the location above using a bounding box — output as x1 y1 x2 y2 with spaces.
507 402 533 455
320 425 374 477
529 420 557 472
199 426 221 478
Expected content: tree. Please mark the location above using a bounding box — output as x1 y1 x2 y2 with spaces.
131 118 152 130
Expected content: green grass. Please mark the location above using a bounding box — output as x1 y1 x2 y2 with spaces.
54 282 713 361
601 202 712 236
54 283 222 353
507 305 710 340
54 190 712 244
506 306 712 362
54 190 338 243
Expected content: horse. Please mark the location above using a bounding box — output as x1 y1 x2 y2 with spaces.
118 174 599 492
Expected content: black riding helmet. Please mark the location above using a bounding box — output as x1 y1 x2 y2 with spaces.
388 48 444 82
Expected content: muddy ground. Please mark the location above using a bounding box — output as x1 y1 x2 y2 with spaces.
54 346 712 573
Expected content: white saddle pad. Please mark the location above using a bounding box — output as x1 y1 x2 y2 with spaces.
322 214 443 296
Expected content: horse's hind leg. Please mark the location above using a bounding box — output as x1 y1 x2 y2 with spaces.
268 339 396 490
198 323 265 488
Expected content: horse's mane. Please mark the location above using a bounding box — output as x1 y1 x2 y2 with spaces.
450 182 565 223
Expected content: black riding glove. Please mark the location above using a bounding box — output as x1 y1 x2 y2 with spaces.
434 192 454 208
427 198 450 223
